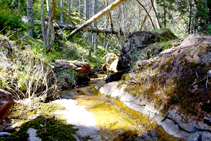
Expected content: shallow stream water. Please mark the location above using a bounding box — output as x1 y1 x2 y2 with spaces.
59 75 181 141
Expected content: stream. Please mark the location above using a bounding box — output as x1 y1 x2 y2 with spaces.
57 75 180 141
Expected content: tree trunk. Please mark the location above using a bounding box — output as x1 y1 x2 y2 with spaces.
84 0 89 19
46 0 49 16
18 0 20 12
151 0 161 29
69 0 71 23
93 0 98 56
41 0 56 53
27 0 34 37
61 0 64 24
67 0 127 38
188 0 192 33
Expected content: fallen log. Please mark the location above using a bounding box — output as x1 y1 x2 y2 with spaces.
34 20 124 35
55 24 122 35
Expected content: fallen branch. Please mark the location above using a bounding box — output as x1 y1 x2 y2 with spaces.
66 0 127 38
55 24 122 35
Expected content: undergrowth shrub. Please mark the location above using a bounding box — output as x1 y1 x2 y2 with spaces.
0 36 55 100
0 8 26 34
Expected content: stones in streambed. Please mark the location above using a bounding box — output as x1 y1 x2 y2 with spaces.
102 53 118 73
26 128 42 141
53 99 101 141
0 132 11 137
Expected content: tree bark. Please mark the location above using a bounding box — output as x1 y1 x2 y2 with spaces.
41 0 46 45
93 0 98 56
68 0 71 23
150 0 161 29
88 0 92 56
46 0 49 16
67 0 127 38
41 0 56 53
27 0 34 37
61 0 64 24
18 0 20 12
84 0 89 19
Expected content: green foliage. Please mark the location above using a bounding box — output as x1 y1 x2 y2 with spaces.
0 8 26 34
156 0 211 34
85 56 105 68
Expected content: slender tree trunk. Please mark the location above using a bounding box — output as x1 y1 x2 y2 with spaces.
151 0 161 29
88 0 92 56
18 0 20 10
46 0 49 16
41 0 56 53
41 0 47 46
61 0 64 24
121 3 125 31
60 0 64 37
188 0 192 33
79 0 81 17
27 0 34 37
163 1 166 28
84 0 89 19
69 0 71 23
93 0 98 56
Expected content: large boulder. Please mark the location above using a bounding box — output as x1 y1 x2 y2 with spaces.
117 31 157 71
100 34 211 140
0 89 13 124
54 60 91 74
117 29 177 71
105 29 177 83
102 53 118 72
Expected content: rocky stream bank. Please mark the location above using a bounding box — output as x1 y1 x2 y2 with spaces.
1 30 211 141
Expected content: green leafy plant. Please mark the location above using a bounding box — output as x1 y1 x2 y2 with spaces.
0 8 26 34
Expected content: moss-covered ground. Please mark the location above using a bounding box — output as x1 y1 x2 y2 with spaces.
3 98 77 141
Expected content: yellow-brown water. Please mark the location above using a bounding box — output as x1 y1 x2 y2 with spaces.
60 76 182 141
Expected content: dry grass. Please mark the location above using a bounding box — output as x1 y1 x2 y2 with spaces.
0 35 55 100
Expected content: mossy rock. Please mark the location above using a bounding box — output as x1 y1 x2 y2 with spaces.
153 28 177 42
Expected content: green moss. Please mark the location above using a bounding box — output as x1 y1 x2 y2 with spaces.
3 116 77 141
170 95 179 104
9 99 64 121
153 28 177 42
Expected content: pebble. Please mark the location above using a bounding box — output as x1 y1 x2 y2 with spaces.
0 132 11 137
